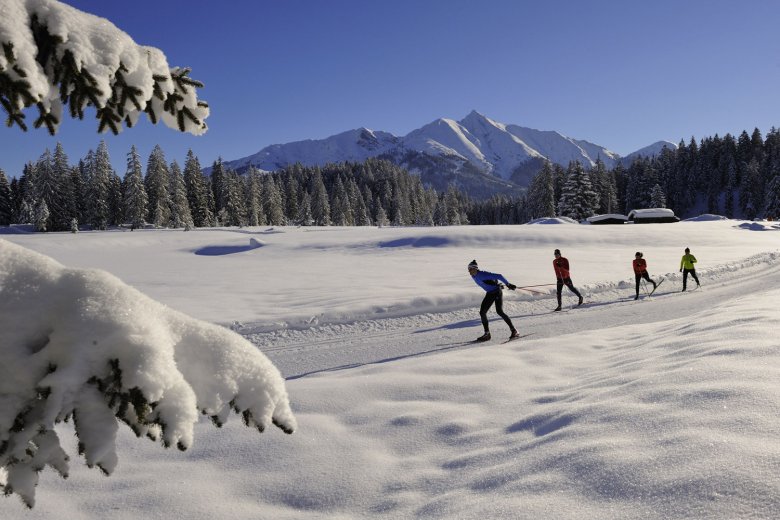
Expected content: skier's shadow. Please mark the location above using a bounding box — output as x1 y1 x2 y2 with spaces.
285 342 479 380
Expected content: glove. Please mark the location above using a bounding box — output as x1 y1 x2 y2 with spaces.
506 283 516 290
679 268 682 272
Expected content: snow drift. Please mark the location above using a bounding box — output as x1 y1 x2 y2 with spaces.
0 239 295 507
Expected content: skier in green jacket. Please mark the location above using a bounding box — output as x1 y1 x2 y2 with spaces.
680 247 700 291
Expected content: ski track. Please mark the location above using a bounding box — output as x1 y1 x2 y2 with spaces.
245 252 780 379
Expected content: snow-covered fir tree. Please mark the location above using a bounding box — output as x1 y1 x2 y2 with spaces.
284 175 299 225
145 145 172 227
297 191 313 226
263 176 285 226
210 159 226 218
123 145 148 229
526 160 556 218
0 0 208 136
650 183 667 208
183 150 212 227
33 149 69 231
310 170 331 226
244 167 265 227
85 143 114 230
169 161 194 229
762 174 780 220
0 240 295 508
33 198 50 231
0 169 12 225
557 161 599 221
221 170 247 227
108 173 123 227
52 143 76 230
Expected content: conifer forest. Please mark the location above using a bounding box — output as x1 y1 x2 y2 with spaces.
1 127 778 232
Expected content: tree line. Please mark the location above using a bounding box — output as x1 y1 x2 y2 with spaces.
469 127 780 224
0 143 471 231
2 126 779 231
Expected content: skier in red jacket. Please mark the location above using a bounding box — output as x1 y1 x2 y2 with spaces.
553 249 584 311
632 251 658 300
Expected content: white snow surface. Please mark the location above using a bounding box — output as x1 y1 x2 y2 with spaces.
2 220 779 518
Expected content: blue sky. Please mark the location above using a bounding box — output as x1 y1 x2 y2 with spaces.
2 0 780 177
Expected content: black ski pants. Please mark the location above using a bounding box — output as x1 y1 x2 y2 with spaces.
682 268 699 290
635 272 656 295
480 289 515 332
556 277 582 306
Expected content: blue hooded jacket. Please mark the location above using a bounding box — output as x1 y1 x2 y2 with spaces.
471 270 509 292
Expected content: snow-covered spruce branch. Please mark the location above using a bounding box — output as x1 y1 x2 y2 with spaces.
0 239 295 508
0 0 209 135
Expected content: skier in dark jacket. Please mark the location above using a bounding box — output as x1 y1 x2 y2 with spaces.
468 260 519 342
632 251 657 300
679 247 700 291
553 249 584 311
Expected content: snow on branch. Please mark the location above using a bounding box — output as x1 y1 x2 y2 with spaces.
0 239 295 508
0 0 209 135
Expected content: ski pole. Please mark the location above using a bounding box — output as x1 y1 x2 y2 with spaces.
517 287 545 295
516 284 556 289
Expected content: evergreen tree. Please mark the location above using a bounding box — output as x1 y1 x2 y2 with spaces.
1 1 208 140
263 176 285 226
222 170 247 227
375 201 389 227
52 142 76 229
297 192 313 226
650 184 667 208
145 145 172 227
443 185 462 225
526 160 556 219
84 143 113 229
70 165 87 225
33 198 50 232
34 148 70 231
19 162 40 225
210 158 226 216
9 177 22 223
0 169 12 225
310 170 331 226
123 145 148 229
108 173 123 226
183 150 212 227
762 174 780 220
739 159 762 219
169 161 194 229
284 175 299 224
330 176 352 226
557 161 598 221
244 167 264 226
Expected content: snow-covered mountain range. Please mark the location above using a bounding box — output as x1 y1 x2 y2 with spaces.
223 111 675 197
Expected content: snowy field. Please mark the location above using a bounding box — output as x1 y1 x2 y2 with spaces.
2 219 780 519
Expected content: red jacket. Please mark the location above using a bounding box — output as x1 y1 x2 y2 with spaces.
553 257 570 279
633 258 647 274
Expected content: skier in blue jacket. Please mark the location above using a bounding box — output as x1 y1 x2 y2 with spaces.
468 259 519 342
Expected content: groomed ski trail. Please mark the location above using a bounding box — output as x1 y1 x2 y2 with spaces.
244 252 780 379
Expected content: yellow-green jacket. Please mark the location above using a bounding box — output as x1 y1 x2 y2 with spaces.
680 253 697 270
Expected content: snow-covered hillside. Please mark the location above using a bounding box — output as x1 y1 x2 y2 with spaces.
221 111 654 192
2 221 778 519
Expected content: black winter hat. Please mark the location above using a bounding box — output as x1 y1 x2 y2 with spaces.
468 259 478 270
554 249 561 255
